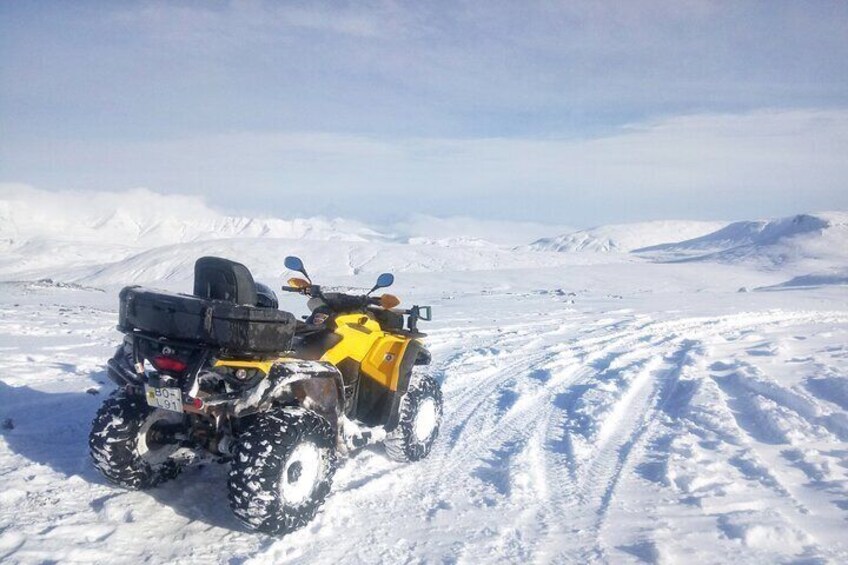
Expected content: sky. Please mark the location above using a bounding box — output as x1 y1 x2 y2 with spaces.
1 1 847 227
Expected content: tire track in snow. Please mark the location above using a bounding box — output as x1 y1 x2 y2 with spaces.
536 330 703 561
567 341 701 562
702 355 848 559
435 318 582 457
599 312 848 555
533 311 848 561
429 316 709 561
422 315 686 561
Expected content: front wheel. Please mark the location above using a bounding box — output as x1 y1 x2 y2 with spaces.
228 407 337 536
89 389 184 489
385 374 443 462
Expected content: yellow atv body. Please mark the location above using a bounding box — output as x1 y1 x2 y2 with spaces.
91 255 440 537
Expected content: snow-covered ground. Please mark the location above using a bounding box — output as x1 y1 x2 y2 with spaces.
1 188 847 563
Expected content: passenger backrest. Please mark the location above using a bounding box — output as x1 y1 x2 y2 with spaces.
193 256 258 305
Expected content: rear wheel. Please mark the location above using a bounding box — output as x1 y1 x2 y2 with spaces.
89 389 183 489
228 407 336 536
385 374 443 462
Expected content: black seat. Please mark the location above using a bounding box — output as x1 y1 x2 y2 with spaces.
193 256 257 306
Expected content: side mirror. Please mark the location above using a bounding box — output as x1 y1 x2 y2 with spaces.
376 273 394 289
284 256 311 282
367 272 394 295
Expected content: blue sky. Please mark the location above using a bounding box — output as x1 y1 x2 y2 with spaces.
1 1 847 226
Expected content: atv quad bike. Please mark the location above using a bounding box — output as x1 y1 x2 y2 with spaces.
89 256 442 536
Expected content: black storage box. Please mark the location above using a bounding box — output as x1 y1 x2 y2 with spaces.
118 286 296 354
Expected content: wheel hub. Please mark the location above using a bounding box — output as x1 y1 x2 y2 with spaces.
136 410 184 466
287 461 303 483
413 398 438 442
280 442 322 507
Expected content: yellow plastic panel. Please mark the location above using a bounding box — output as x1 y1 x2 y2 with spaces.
213 358 283 375
361 335 409 390
321 314 384 366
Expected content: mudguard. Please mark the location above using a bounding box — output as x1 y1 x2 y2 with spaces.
383 341 428 430
229 359 345 427
359 341 430 429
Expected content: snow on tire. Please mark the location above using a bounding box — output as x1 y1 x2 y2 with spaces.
89 388 183 489
385 373 443 462
228 407 336 536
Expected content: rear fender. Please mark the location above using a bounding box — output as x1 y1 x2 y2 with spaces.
231 360 344 427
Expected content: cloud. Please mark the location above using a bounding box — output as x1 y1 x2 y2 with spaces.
2 3 847 225
6 1 845 140
3 109 846 224
111 1 399 43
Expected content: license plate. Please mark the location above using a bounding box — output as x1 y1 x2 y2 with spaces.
145 385 184 413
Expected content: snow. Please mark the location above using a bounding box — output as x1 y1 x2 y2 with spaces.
413 398 439 441
757 270 848 291
392 214 574 247
528 220 725 253
0 184 387 246
637 212 848 268
1 187 847 563
0 185 393 280
281 443 324 506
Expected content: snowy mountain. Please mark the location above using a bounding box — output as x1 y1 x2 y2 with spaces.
0 185 604 283
391 215 574 247
636 212 848 267
3 186 845 287
45 237 624 287
528 220 725 253
527 212 848 285
0 184 388 248
0 185 401 282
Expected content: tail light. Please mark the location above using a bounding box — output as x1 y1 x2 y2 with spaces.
151 355 188 374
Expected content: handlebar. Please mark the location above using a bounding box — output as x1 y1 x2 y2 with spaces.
281 284 371 309
280 286 303 293
280 282 431 330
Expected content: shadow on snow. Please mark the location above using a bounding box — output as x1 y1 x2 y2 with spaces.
0 380 249 533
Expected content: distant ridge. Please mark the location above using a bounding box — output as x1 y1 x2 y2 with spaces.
2 185 845 283
636 213 833 253
634 212 848 266
0 185 388 248
529 220 725 253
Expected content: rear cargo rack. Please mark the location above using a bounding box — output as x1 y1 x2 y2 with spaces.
118 286 297 355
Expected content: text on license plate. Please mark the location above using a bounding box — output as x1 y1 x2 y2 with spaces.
145 385 184 413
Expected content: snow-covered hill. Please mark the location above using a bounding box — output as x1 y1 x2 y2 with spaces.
0 185 397 280
393 215 574 247
0 185 609 283
527 212 848 289
1 185 590 282
62 237 619 287
7 186 843 287
528 220 725 253
636 212 848 271
0 184 388 247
